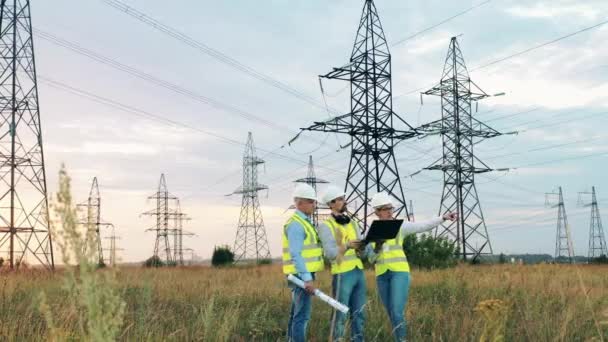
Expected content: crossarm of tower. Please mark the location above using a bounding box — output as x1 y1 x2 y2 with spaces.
422 79 489 101
321 63 353 81
421 155 498 174
301 112 418 139
141 209 162 216
229 185 269 195
295 177 329 184
414 118 504 139
301 113 353 134
391 112 420 140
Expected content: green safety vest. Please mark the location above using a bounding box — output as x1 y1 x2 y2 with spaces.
325 218 364 275
282 213 324 274
372 229 410 276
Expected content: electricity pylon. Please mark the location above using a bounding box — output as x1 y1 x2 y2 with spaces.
418 37 511 261
0 0 54 269
546 186 575 263
296 0 418 232
292 155 329 226
578 186 607 259
230 132 271 262
77 177 113 266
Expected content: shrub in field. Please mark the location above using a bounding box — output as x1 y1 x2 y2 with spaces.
403 233 457 269
257 258 273 265
498 253 507 264
143 255 165 267
38 164 126 341
590 254 608 264
212 245 234 266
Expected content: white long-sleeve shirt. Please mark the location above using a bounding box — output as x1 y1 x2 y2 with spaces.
400 216 444 236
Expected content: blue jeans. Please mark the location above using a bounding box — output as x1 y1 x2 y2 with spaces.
330 267 366 342
376 271 411 341
288 284 312 342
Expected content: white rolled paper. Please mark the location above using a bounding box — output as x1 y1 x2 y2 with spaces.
287 274 349 314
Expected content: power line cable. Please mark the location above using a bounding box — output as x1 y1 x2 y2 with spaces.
100 0 341 116
391 0 493 46
39 76 345 174
396 19 608 98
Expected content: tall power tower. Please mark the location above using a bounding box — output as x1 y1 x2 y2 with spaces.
419 37 508 261
103 224 122 267
299 0 418 231
230 132 270 262
78 177 113 266
546 187 575 263
143 174 177 264
0 0 54 269
169 199 193 266
293 155 329 226
407 200 415 222
578 186 607 259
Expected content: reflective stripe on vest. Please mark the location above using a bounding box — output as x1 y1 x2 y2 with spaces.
325 218 364 275
375 256 408 264
373 229 410 276
341 255 360 262
282 244 322 253
283 256 324 266
282 213 325 274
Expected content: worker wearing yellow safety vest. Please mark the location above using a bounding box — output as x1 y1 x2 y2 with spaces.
317 185 372 342
369 192 458 342
283 183 324 342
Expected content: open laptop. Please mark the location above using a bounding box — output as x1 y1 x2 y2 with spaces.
363 219 403 243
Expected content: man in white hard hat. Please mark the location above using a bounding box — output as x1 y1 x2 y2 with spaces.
283 183 324 342
369 191 457 341
317 185 372 342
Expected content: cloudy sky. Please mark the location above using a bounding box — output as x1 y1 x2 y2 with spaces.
34 0 608 262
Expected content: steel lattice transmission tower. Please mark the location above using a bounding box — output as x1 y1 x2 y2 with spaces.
407 200 415 222
299 0 418 231
169 199 193 266
546 186 575 263
578 186 607 259
77 177 113 266
230 132 270 262
143 174 177 264
419 37 509 261
292 155 329 227
103 224 122 267
0 0 54 269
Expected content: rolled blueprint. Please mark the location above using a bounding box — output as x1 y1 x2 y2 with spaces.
287 274 349 314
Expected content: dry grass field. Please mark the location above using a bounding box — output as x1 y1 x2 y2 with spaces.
1 263 607 341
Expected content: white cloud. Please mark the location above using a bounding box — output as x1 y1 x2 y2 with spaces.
474 31 608 110
401 30 452 56
505 3 600 20
47 141 160 156
510 165 579 176
479 63 608 110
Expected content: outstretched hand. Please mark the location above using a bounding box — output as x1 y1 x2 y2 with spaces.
443 212 458 221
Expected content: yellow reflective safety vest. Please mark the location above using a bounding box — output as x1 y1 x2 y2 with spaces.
324 218 364 275
372 228 410 276
282 213 324 275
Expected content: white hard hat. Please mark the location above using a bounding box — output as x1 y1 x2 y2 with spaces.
321 185 345 204
370 192 393 208
292 183 317 201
